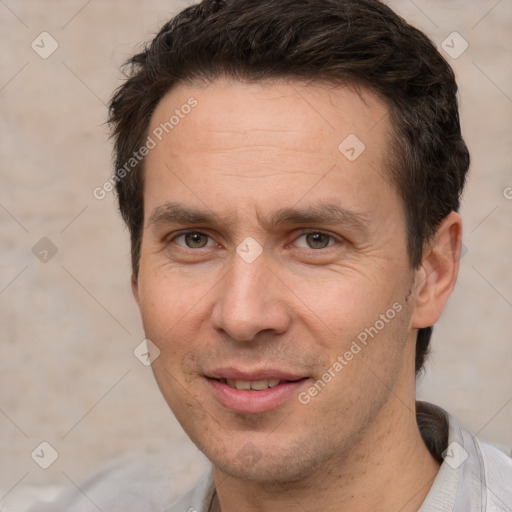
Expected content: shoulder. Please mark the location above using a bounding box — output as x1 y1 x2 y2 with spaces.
161 470 215 512
452 415 512 510
27 456 176 512
26 447 210 512
418 402 512 511
474 435 512 509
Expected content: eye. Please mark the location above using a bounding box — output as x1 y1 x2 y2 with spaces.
294 231 337 250
172 231 214 249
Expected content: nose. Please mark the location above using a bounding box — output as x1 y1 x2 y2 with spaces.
210 254 292 342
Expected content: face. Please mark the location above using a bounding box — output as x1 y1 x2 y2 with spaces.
134 78 421 482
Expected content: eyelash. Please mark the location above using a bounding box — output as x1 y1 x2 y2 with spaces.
167 229 341 251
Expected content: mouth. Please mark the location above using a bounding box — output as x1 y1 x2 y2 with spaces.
205 370 309 413
217 377 302 391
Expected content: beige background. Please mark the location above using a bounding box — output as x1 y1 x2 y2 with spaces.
1 0 511 510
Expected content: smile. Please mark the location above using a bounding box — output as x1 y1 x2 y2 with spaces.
206 372 309 413
221 378 282 390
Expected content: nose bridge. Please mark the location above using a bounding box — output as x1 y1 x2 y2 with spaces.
211 253 290 341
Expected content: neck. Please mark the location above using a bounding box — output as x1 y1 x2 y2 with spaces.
212 400 440 512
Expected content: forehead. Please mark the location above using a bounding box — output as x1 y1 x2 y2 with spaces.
143 77 398 228
148 77 390 156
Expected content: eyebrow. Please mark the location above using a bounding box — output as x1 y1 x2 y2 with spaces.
148 201 371 234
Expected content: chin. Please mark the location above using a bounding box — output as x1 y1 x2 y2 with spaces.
204 434 329 484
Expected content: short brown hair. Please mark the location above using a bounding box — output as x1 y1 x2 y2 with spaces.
108 0 470 375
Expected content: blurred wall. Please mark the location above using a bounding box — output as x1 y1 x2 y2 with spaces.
1 0 511 510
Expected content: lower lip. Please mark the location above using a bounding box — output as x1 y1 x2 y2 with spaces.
206 378 308 413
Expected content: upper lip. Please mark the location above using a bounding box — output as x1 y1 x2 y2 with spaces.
206 367 307 381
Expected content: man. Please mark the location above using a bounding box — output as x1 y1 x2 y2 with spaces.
94 0 512 510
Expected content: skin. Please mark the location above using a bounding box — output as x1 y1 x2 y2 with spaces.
133 77 462 511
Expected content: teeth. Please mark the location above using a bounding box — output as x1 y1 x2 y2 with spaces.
250 380 270 391
224 379 282 390
234 379 251 390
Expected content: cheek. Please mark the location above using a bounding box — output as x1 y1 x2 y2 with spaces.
137 264 210 332
136 265 218 389
288 269 402 345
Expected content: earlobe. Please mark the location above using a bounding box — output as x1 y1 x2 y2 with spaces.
411 212 463 329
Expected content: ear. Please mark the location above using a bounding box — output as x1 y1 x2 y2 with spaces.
131 273 140 307
410 212 463 329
